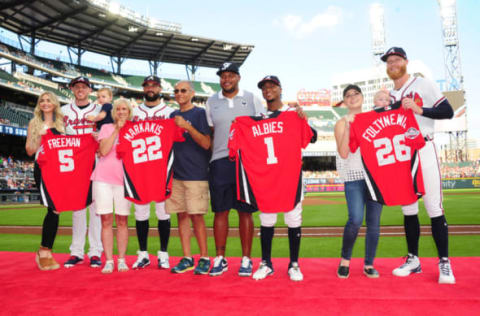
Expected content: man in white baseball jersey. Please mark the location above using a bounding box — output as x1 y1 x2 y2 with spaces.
382 47 455 284
131 75 175 270
62 76 103 268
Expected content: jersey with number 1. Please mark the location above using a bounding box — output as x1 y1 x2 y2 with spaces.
116 119 184 204
36 132 97 212
349 104 426 206
228 111 313 213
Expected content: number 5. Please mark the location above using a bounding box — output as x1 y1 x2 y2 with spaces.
59 149 74 172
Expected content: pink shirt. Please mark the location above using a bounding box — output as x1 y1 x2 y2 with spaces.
90 124 123 185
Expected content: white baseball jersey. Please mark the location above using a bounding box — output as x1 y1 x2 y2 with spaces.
132 103 174 122
389 76 446 137
62 102 102 135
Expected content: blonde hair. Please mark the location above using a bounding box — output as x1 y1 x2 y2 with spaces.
112 98 133 122
29 91 65 143
97 87 113 99
373 90 389 102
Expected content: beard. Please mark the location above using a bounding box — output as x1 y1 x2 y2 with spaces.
387 64 407 80
145 92 160 102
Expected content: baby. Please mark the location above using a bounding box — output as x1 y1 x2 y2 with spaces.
373 90 390 109
86 87 114 131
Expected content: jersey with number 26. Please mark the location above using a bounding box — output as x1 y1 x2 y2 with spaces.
37 131 97 212
349 104 425 206
228 111 313 213
116 119 184 204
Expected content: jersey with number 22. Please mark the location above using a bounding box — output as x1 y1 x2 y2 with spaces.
116 119 184 204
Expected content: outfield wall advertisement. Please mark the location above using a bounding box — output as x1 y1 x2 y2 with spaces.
305 177 480 192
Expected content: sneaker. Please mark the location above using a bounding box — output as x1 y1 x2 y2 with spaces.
194 258 211 275
252 261 274 280
238 256 253 277
337 265 349 278
102 260 114 274
288 262 303 281
118 259 129 272
132 251 150 269
392 254 421 277
171 257 194 274
90 256 102 268
64 255 84 268
438 258 455 284
363 267 380 278
157 251 170 269
209 256 228 276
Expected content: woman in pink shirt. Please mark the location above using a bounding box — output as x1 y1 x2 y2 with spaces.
91 98 133 273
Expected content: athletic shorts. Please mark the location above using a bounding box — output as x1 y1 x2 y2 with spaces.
93 181 131 216
208 157 257 213
166 179 209 215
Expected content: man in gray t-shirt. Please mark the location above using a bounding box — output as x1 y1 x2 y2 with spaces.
205 62 264 277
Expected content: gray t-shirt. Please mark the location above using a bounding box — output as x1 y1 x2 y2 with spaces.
206 89 265 162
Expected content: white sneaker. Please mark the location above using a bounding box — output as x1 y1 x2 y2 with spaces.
132 250 150 269
118 258 129 272
288 262 303 281
438 258 456 284
252 261 274 280
158 251 170 269
238 256 253 276
392 254 421 277
101 260 114 274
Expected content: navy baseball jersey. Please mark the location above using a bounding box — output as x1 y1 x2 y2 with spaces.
349 103 426 206
37 131 97 212
228 111 313 213
116 119 185 203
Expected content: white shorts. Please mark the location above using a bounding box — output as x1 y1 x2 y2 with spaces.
93 181 131 216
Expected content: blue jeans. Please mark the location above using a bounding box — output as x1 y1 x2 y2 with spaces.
341 180 383 265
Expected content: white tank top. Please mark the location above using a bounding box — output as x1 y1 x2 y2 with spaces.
336 148 365 183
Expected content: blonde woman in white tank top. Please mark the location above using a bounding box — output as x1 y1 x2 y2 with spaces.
334 85 383 279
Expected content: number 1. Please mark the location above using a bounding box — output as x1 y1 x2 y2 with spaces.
264 137 278 165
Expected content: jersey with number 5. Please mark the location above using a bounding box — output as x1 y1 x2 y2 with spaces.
116 119 185 203
228 111 313 213
349 103 426 206
36 132 97 212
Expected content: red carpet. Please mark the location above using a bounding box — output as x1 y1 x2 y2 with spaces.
1 252 479 315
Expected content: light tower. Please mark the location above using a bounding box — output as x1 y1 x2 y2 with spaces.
438 0 467 162
369 3 386 65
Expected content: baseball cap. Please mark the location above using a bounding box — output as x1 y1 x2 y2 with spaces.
381 47 407 62
69 76 91 88
142 75 161 86
216 62 240 76
343 84 362 98
257 75 281 89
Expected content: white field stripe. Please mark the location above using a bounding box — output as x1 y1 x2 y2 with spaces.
240 161 250 204
124 169 134 198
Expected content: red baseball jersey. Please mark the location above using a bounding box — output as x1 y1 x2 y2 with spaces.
228 111 313 213
116 119 184 204
36 131 97 212
349 104 426 206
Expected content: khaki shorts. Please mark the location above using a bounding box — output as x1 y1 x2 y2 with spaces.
166 179 209 215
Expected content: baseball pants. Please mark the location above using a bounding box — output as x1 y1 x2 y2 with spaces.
70 202 103 258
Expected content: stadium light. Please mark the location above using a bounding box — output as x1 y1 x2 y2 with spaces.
369 3 385 58
223 44 232 51
191 38 199 42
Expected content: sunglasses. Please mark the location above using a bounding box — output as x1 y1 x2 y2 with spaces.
174 88 189 94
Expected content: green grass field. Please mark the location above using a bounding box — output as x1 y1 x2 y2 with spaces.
1 189 479 258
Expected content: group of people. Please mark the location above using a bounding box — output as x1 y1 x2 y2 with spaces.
25 46 456 284
335 47 455 284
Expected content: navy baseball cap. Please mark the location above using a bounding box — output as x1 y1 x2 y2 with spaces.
216 62 240 76
343 84 362 97
69 76 91 88
142 75 161 86
381 47 407 62
257 75 281 89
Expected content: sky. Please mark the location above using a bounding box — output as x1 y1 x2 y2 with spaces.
3 0 480 138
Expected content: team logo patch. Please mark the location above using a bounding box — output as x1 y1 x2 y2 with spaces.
241 99 247 106
229 128 235 140
221 62 232 70
405 127 420 139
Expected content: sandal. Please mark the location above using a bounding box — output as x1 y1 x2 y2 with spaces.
35 250 51 271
